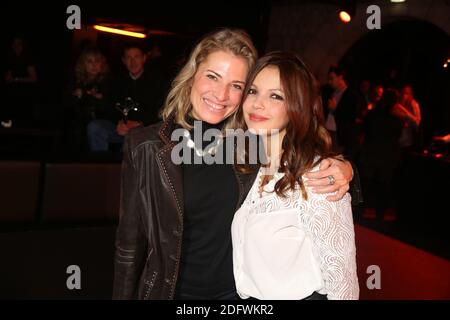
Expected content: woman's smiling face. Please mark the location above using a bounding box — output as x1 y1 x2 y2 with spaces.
243 66 289 135
190 50 249 124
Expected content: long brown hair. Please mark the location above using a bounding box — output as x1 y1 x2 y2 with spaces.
232 51 338 199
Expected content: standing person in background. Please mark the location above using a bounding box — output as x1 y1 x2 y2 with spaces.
367 84 384 113
393 85 421 150
355 80 371 122
325 65 359 160
360 88 403 221
358 80 371 107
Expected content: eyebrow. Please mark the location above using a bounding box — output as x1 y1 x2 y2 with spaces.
206 70 222 78
206 69 246 84
251 84 284 92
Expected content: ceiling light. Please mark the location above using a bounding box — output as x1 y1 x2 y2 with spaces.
93 25 146 38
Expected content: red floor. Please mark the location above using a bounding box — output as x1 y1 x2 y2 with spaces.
355 224 450 299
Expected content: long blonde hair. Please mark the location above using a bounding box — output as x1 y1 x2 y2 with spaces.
160 28 258 129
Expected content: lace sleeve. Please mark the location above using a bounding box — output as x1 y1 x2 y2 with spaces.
302 192 359 300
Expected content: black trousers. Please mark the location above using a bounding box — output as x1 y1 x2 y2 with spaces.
245 291 328 300
174 290 240 300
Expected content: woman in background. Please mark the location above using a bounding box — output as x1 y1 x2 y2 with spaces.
63 47 113 152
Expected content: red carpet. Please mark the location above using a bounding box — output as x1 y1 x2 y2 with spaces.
355 225 450 299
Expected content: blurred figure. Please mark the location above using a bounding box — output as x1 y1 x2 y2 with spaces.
358 80 371 108
359 88 403 221
367 84 384 112
325 65 359 160
393 85 422 150
63 47 113 153
86 44 165 152
3 36 38 126
146 43 162 61
356 82 382 146
5 37 38 84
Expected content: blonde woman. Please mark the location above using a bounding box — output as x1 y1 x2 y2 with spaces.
64 47 113 151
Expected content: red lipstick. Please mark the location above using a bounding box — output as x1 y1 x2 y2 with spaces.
249 113 269 122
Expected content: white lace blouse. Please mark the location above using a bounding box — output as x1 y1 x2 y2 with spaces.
231 165 359 300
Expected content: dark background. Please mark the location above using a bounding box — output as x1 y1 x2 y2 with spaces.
0 1 271 103
1 1 448 140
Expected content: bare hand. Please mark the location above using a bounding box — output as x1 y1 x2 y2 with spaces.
125 120 143 129
116 121 129 136
304 158 353 201
116 120 142 136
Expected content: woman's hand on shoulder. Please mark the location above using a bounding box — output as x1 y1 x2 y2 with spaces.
304 158 353 201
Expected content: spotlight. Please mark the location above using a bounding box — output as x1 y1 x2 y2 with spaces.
338 0 356 24
339 11 352 23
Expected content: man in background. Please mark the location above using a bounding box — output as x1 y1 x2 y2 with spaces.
325 65 359 160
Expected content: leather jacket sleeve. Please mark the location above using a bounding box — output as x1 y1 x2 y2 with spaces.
349 161 363 206
112 135 147 299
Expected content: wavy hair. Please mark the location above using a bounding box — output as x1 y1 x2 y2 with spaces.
160 28 258 129
74 47 109 86
232 51 339 199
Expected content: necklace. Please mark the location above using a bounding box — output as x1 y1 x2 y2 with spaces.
183 129 224 157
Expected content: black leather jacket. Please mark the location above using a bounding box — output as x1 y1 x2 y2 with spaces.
112 116 258 299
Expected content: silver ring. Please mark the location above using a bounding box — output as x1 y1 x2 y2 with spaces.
327 175 335 185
